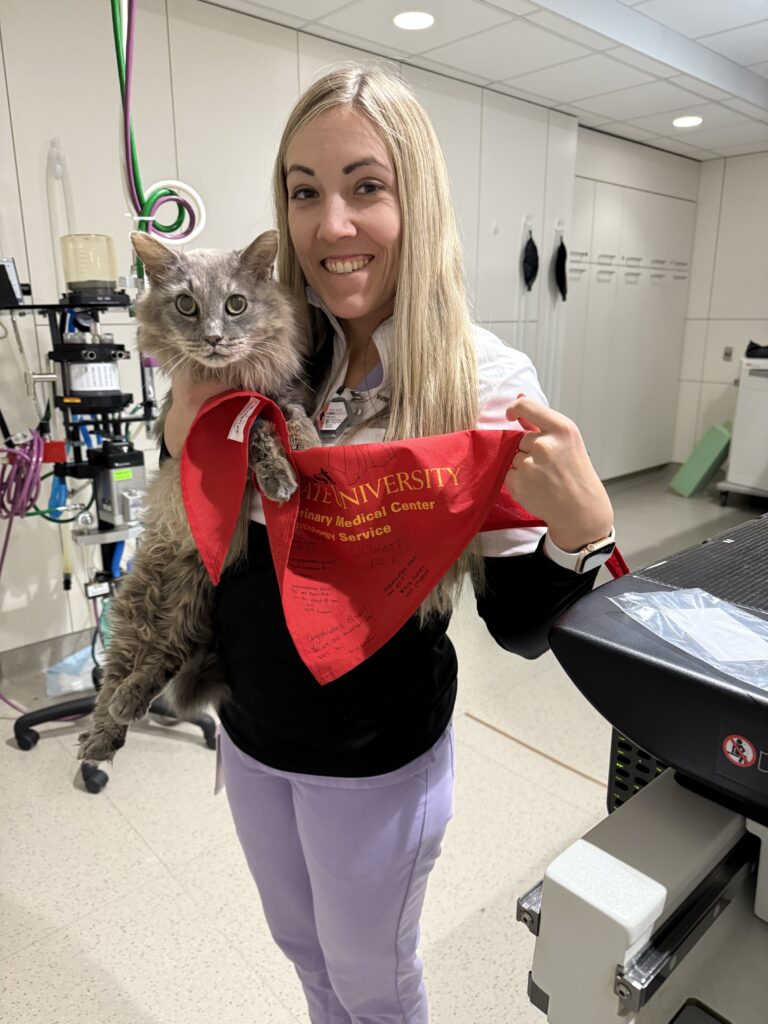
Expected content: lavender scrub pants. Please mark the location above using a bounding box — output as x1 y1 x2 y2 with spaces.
217 721 455 1024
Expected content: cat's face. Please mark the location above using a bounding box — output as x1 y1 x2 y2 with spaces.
131 231 306 384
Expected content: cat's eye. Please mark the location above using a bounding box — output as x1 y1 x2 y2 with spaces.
175 293 198 316
225 294 248 315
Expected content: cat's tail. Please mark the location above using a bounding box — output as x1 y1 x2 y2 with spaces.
164 650 231 719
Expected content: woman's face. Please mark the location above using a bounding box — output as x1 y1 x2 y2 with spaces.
285 105 402 332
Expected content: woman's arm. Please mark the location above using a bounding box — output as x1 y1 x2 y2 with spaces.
162 370 232 458
476 537 600 659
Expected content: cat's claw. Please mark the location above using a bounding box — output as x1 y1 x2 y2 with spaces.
77 726 126 764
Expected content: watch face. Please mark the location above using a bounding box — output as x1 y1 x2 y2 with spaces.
582 543 616 573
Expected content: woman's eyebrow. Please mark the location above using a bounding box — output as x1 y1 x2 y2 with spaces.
286 163 314 177
342 157 390 175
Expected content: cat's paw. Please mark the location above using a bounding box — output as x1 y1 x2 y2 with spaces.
77 724 126 763
256 460 298 503
287 413 320 451
108 682 152 724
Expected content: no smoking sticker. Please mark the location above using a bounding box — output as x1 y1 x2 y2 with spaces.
722 734 757 769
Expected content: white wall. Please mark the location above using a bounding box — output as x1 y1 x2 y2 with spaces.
0 0 577 652
673 153 768 462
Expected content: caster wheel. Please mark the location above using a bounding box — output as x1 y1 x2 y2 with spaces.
16 727 40 751
81 763 109 794
720 491 729 507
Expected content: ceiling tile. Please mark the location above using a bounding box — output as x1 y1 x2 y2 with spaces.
606 45 677 77
207 0 308 26
554 104 613 127
237 0 348 20
723 98 768 123
698 21 768 66
502 54 651 102
475 0 538 13
421 18 589 81
299 23 409 60
715 141 768 156
635 0 768 40
681 120 768 148
523 10 616 50
750 61 768 78
598 121 659 142
667 74 731 101
578 80 702 120
628 102 748 136
401 55 492 87
316 0 510 55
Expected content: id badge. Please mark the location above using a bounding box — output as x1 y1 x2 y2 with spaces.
316 396 352 441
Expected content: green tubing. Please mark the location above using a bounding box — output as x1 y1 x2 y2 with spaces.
110 0 184 235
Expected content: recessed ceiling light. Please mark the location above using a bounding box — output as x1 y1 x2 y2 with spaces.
673 115 704 128
393 11 435 30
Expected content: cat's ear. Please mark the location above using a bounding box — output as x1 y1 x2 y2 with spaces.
240 230 279 281
130 231 180 281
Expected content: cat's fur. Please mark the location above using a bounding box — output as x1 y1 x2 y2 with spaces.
77 230 318 764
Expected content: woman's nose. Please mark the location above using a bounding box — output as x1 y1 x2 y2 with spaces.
316 195 355 243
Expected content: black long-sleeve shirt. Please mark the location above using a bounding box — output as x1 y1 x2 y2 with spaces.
213 522 598 777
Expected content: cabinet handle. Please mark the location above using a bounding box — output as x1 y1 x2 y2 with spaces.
624 255 642 263
651 259 667 265
624 271 642 278
650 273 665 279
673 274 688 280
597 270 615 280
597 253 616 261
571 250 588 257
671 260 688 267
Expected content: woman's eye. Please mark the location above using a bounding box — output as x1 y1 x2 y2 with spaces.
290 187 317 201
175 294 198 316
356 181 384 195
225 294 248 315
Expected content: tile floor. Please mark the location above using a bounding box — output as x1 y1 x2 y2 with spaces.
0 470 761 1023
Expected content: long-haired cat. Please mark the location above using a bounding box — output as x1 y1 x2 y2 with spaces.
77 230 318 764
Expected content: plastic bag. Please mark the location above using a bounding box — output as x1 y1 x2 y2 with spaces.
609 588 768 691
45 645 96 697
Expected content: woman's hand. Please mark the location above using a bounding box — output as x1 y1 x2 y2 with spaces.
163 368 232 457
505 396 614 552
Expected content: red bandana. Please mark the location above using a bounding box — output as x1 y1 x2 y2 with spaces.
181 391 628 683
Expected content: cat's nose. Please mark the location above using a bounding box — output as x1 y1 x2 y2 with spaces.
205 335 223 348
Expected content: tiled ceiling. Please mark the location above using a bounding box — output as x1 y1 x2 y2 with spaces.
215 0 768 160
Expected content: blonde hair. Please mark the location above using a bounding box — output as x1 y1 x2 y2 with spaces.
272 63 483 615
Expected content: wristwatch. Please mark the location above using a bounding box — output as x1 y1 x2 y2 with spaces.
543 525 616 574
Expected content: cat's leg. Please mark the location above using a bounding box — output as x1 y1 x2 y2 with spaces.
249 419 297 502
285 404 320 451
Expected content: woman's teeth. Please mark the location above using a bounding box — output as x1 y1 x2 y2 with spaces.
323 256 372 274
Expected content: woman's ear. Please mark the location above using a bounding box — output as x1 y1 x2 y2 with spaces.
130 231 180 281
240 229 279 281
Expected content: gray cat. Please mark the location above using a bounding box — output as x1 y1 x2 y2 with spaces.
77 230 318 764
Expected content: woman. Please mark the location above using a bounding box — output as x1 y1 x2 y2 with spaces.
164 65 614 1024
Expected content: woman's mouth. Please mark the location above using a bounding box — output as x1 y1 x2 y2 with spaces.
322 255 373 275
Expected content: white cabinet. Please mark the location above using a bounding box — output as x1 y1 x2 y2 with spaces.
402 66 482 309
569 177 594 264
476 92 548 323
591 182 623 266
556 264 589 420
578 265 619 477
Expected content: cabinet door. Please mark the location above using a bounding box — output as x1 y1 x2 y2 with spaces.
555 264 589 419
577 265 619 478
619 188 653 267
666 198 696 270
591 182 623 266
569 177 594 264
402 66 482 308
476 93 548 322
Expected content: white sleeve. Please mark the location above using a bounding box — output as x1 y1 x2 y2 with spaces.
474 328 547 557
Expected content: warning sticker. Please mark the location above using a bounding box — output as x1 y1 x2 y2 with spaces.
722 734 757 769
